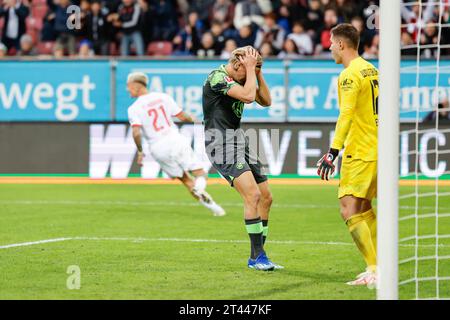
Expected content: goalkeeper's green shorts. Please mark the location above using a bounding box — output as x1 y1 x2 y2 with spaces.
338 159 377 201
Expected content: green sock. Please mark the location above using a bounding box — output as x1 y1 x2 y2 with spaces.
245 217 264 259
262 220 269 245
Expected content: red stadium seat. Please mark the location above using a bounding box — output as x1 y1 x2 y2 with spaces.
147 41 173 56
27 30 39 45
37 41 55 55
32 4 48 20
109 42 119 56
8 47 17 56
26 16 43 31
25 17 43 45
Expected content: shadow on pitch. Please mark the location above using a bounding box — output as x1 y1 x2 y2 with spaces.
228 269 348 300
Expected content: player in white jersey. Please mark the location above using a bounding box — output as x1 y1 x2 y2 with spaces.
126 72 225 216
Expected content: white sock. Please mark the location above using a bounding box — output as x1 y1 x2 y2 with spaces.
200 197 215 208
194 176 207 192
198 191 225 216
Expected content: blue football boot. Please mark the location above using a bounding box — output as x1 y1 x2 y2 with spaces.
247 253 275 271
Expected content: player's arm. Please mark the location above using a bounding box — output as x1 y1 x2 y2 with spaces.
132 126 144 166
317 72 360 180
331 73 360 151
175 111 198 123
227 48 258 103
128 108 144 166
163 94 198 123
255 68 271 107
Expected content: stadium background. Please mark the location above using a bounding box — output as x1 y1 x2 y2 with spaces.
1 1 449 179
1 0 450 301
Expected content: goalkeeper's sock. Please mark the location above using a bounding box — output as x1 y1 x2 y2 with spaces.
346 213 377 271
245 217 265 259
262 220 269 245
362 209 377 252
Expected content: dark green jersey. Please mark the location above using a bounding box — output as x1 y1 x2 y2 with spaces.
202 65 245 133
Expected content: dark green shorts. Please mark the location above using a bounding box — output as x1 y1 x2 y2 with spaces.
212 159 267 186
208 143 268 186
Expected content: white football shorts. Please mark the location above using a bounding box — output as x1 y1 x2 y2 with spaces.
149 133 203 178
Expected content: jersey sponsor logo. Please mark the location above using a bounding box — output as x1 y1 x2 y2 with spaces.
224 76 235 84
340 78 354 88
340 78 355 92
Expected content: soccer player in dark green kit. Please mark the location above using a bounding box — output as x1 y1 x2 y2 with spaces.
202 46 283 271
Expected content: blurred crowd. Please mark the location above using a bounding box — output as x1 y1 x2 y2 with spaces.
0 0 449 59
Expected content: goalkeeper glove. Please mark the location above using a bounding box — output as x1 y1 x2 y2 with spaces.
317 148 339 181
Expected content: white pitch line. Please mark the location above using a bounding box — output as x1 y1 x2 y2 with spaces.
0 237 72 249
0 200 333 208
0 200 339 209
1 236 450 250
0 200 204 207
71 237 450 248
0 200 448 211
0 236 353 249
72 236 354 246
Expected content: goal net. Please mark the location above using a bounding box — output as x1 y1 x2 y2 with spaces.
380 0 450 300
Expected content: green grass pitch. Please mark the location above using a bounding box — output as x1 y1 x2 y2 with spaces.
0 183 448 299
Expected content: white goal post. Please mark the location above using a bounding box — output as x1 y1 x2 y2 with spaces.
378 0 401 300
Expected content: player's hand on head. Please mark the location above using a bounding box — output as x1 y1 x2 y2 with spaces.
238 55 256 70
256 49 263 65
317 148 339 181
239 47 258 69
252 48 263 72
256 63 262 75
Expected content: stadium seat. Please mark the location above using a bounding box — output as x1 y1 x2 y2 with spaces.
8 47 17 56
27 30 38 45
25 17 43 45
109 42 119 56
26 16 43 31
31 4 48 21
147 41 173 56
37 41 55 55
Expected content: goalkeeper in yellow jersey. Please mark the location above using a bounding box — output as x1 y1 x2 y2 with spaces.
317 23 378 286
